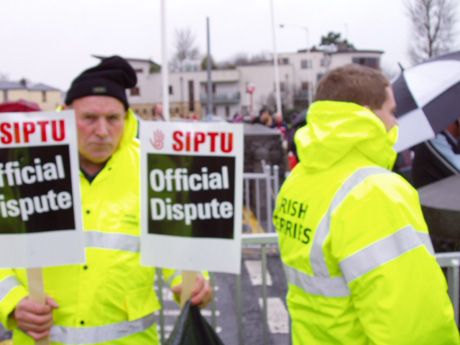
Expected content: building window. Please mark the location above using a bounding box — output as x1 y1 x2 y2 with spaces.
276 82 286 92
301 82 310 91
188 80 194 111
2 90 7 102
134 68 143 74
130 87 140 96
300 59 311 69
225 106 230 118
279 57 289 65
317 73 325 82
320 57 327 67
352 57 379 69
42 91 47 102
204 83 215 94
169 85 173 95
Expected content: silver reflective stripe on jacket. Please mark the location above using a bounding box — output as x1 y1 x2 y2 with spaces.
283 167 434 297
283 264 350 297
340 226 435 283
50 312 155 344
310 167 390 277
85 231 139 252
0 276 20 301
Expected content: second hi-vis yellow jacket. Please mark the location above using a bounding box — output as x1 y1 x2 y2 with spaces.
0 110 181 344
273 101 459 345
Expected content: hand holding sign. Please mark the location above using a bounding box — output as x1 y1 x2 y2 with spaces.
0 111 84 345
172 272 213 309
14 294 58 341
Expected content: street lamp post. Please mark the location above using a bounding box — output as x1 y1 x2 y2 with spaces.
279 23 309 51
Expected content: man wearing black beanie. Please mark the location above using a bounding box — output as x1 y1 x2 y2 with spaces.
3 56 213 345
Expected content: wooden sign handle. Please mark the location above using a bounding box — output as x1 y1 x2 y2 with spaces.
180 271 198 309
26 268 50 345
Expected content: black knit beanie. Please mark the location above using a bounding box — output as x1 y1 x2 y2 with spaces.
65 56 137 110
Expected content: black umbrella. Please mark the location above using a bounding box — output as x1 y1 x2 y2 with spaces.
392 50 460 152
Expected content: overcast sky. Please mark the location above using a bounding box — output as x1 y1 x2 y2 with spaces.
1 0 459 90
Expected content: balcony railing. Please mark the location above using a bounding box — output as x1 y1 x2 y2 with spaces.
294 90 310 101
200 92 241 105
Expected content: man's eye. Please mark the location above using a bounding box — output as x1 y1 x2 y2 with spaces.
108 116 120 122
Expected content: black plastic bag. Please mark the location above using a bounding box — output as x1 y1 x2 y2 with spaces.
165 301 225 345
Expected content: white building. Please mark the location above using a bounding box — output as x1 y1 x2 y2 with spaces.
123 46 383 121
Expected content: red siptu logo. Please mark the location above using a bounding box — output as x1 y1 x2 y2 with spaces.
149 129 165 150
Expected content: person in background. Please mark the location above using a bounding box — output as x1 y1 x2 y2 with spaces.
0 56 212 345
152 103 164 121
411 118 460 188
273 64 459 344
258 107 274 127
257 107 288 151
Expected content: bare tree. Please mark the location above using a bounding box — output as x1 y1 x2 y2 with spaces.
405 0 457 64
170 28 200 72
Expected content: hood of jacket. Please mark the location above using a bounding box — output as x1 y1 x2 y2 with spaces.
295 101 397 172
118 108 138 150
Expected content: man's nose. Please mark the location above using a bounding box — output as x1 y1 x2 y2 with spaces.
95 119 109 137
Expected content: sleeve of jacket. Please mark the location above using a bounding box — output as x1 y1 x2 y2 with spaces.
331 174 460 345
161 268 182 289
161 269 210 305
0 269 28 329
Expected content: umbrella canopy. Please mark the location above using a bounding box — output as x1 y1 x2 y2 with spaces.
392 51 460 152
0 99 41 112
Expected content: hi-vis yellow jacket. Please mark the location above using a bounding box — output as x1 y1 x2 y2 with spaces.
0 110 180 345
273 101 460 345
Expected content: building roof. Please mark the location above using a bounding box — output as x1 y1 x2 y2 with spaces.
0 80 60 91
297 46 384 55
28 83 60 91
0 80 23 90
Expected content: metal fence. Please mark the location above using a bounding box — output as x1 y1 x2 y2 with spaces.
242 165 280 234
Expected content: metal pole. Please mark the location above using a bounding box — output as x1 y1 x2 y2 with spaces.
155 268 165 344
209 273 218 330
269 0 282 119
180 76 184 117
236 273 244 345
261 244 268 345
160 0 170 121
264 165 272 233
206 17 213 118
273 165 280 194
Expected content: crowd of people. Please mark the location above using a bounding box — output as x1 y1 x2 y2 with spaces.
0 57 459 345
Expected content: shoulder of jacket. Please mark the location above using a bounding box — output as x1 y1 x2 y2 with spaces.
351 170 416 200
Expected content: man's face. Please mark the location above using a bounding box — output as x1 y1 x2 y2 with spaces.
372 86 397 131
72 96 126 165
